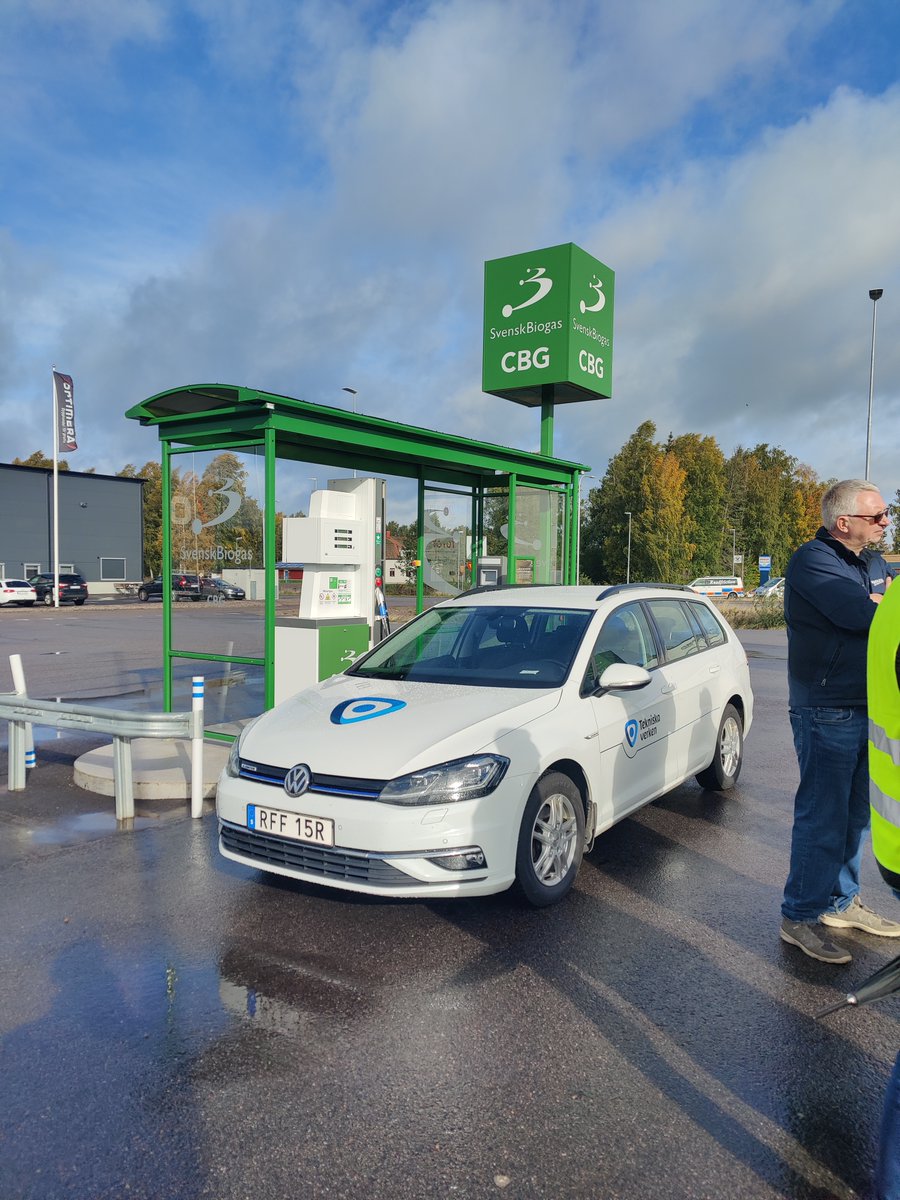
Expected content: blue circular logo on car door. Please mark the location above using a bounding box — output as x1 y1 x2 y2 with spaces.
330 698 407 725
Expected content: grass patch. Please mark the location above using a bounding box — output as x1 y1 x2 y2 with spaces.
719 599 786 629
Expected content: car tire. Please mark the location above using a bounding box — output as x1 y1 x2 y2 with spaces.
22 601 35 607
514 771 585 907
74 599 85 606
138 588 149 602
695 703 743 791
43 592 53 606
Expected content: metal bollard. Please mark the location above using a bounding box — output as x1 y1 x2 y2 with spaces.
191 676 204 819
9 654 34 776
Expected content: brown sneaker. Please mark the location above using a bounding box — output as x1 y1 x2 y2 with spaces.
819 896 900 937
781 918 852 963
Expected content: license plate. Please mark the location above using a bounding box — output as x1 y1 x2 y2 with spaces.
247 804 335 847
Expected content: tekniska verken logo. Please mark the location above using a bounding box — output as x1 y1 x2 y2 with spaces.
482 242 614 407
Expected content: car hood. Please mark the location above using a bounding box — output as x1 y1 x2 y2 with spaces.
240 673 563 779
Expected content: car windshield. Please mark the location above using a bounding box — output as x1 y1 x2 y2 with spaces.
347 604 593 688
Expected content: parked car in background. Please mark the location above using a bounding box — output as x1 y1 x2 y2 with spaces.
0 578 36 607
218 583 753 907
29 572 88 606
138 573 202 601
753 576 784 599
202 577 246 600
138 573 245 601
688 575 744 599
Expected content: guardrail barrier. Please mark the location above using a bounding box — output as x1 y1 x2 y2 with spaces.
1 654 205 821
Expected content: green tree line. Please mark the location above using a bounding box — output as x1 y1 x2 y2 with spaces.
578 421 889 587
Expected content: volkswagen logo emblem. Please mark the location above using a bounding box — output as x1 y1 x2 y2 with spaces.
284 764 311 798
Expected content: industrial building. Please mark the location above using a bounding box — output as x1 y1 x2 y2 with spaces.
0 463 143 594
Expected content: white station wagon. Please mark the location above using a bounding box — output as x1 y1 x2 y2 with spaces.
217 584 753 906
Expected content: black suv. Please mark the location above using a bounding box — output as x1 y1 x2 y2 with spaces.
30 572 89 606
138 574 246 602
138 573 203 602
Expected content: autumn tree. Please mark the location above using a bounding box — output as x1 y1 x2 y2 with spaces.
666 432 726 575
581 420 658 583
13 450 70 470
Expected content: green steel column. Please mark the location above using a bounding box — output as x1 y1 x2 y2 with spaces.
540 384 555 458
162 440 172 711
469 485 479 589
507 474 517 584
264 428 276 708
416 474 425 614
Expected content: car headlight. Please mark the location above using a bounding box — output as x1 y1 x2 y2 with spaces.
379 754 509 806
224 716 261 778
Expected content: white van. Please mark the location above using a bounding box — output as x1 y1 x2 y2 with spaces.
688 576 743 598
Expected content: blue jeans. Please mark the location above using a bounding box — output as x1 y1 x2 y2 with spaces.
781 706 871 923
877 1051 900 1199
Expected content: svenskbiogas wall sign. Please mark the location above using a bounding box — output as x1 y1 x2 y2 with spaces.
483 243 615 407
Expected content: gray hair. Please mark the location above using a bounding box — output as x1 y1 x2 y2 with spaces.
821 479 879 529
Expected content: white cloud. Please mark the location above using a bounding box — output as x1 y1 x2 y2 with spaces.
3 0 900 512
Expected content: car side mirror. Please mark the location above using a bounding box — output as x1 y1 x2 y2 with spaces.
596 663 652 692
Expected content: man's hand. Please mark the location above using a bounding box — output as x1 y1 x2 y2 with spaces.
871 593 884 604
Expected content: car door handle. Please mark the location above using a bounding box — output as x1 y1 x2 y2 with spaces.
661 683 677 693
709 665 721 674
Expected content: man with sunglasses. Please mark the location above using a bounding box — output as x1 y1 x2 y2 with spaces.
780 479 900 962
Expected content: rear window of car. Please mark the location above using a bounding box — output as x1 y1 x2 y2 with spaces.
5 580 31 588
689 601 727 647
59 574 84 584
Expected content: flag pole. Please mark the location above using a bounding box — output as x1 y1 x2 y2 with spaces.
52 366 59 608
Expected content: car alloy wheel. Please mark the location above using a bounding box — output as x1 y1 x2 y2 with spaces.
515 771 585 907
695 703 743 791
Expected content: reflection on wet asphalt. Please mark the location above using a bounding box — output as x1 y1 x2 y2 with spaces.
0 634 898 1198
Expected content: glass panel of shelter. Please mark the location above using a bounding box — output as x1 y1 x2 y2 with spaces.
167 445 267 731
422 486 473 599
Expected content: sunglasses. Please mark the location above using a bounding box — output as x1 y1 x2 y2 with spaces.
846 510 890 523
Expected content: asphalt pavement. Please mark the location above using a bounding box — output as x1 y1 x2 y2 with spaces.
1 617 899 1199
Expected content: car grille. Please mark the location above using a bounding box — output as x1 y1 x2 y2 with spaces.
239 758 386 800
220 822 413 885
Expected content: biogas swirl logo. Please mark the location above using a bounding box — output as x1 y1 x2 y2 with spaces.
500 266 553 318
172 478 241 535
579 274 606 314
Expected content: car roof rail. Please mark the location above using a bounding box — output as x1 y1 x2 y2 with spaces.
454 583 562 599
598 582 697 600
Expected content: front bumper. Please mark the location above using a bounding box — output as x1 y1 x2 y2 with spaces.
216 767 529 899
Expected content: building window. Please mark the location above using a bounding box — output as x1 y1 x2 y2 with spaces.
100 557 127 581
23 562 40 577
59 563 74 573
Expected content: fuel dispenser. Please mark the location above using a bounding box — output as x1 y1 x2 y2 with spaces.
275 477 386 704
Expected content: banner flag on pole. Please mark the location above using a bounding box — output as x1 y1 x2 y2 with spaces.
52 371 77 452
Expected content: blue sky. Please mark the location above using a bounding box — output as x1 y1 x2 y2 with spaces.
2 0 900 522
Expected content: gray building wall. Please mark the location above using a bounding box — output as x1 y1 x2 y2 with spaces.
0 465 144 592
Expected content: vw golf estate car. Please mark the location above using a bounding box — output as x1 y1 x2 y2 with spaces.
217 584 753 906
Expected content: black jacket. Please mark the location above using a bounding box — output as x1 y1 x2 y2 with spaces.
784 527 892 707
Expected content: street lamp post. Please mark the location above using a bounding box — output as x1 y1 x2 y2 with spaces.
624 510 632 584
865 288 883 480
342 388 358 477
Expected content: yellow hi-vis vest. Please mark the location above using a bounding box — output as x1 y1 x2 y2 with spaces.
868 579 900 876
